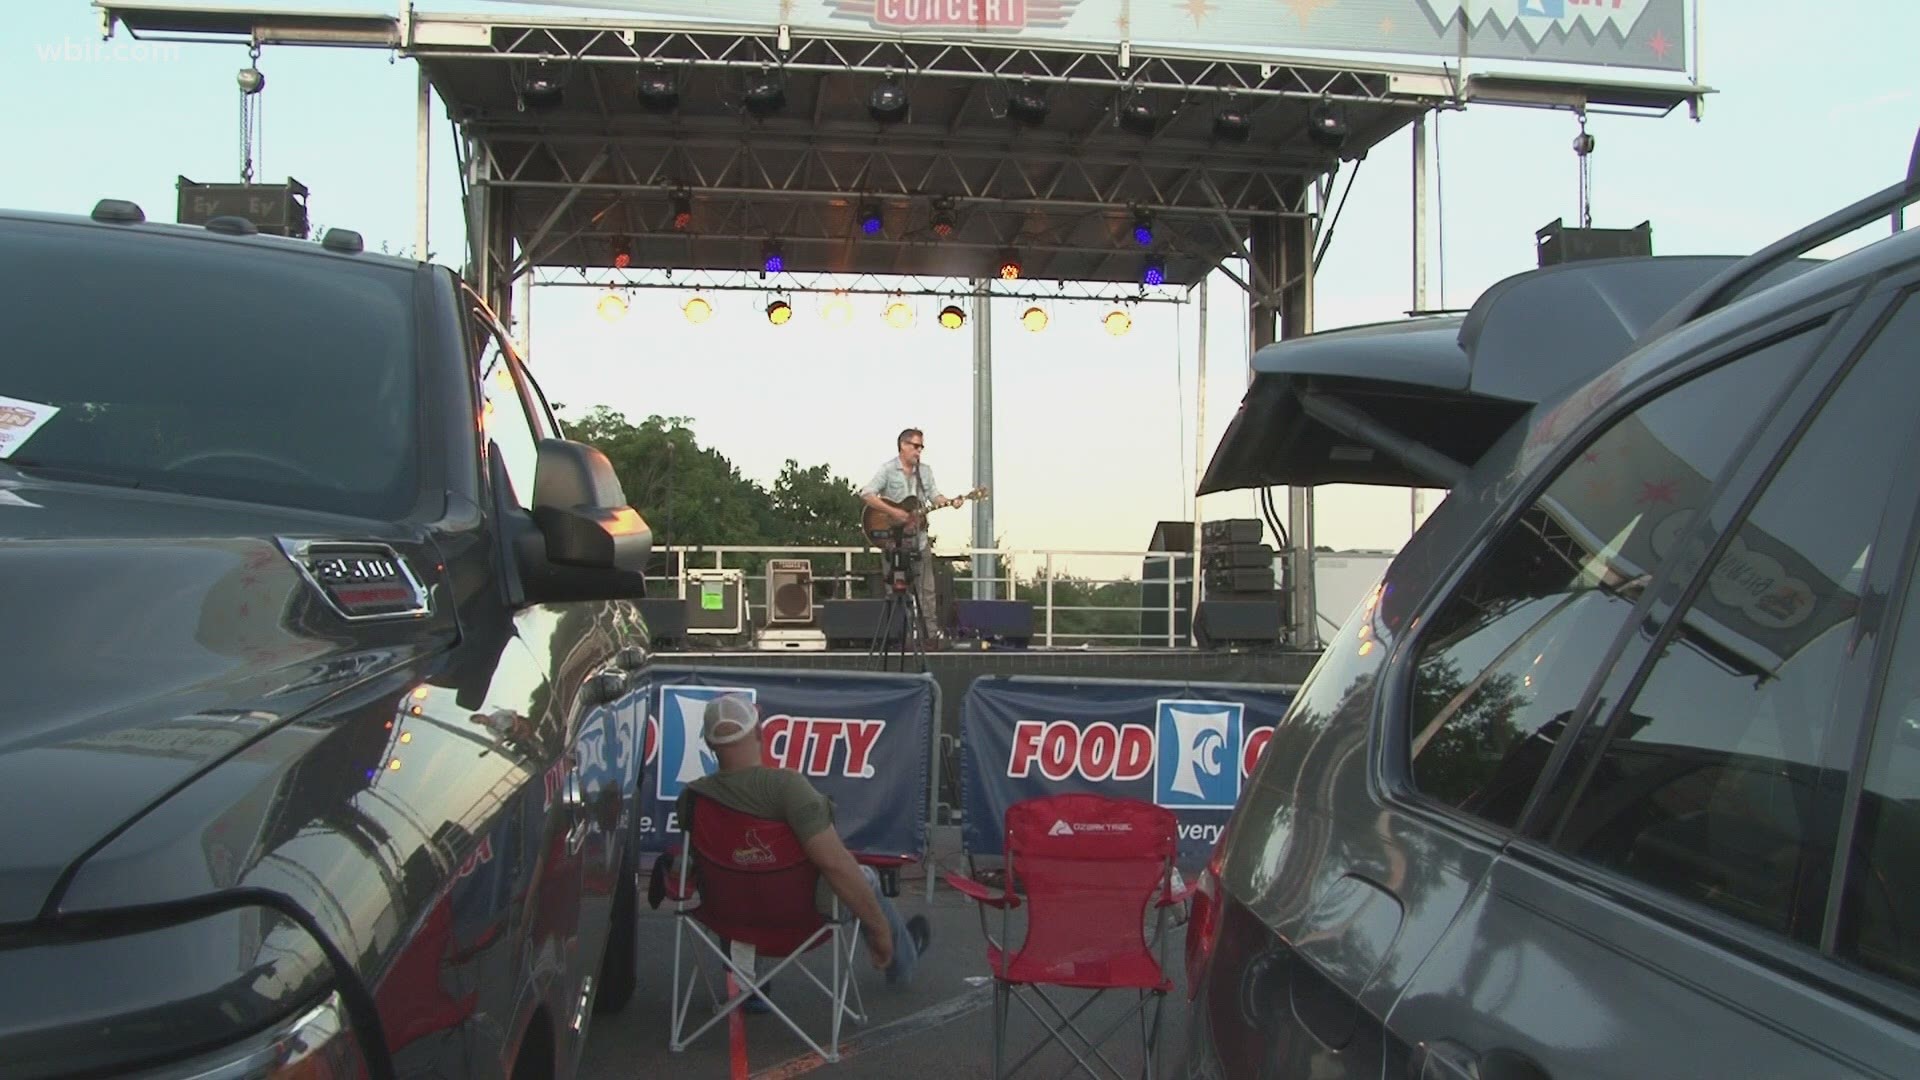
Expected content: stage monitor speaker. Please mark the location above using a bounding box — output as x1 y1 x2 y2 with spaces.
766 559 814 625
953 599 1033 647
819 599 906 649
638 597 687 649
1195 598 1283 647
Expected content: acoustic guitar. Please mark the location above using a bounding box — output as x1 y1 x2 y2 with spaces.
861 486 989 550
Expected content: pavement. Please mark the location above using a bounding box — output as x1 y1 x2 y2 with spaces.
578 830 1195 1079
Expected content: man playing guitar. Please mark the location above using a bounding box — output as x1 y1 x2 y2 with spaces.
858 428 975 646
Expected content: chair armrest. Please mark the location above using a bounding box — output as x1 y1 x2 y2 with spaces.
943 871 1020 909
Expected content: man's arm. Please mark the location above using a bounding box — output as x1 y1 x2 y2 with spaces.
801 828 894 968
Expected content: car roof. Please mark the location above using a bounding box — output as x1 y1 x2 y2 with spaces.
1200 202 1920 495
0 205 427 275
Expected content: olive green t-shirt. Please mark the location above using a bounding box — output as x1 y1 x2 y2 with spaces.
679 766 837 843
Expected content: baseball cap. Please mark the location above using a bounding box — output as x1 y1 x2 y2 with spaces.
701 694 759 746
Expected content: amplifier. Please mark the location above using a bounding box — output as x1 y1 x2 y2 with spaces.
1206 567 1275 593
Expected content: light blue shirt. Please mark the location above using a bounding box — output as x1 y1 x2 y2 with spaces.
860 457 941 506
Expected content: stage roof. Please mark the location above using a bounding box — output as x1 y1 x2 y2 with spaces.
98 2 1706 289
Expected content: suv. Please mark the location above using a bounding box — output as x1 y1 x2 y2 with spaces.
1183 137 1920 1077
0 202 652 1078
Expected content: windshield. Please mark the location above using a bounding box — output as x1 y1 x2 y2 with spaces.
0 219 421 520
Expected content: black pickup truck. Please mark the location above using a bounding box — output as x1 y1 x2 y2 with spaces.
0 201 653 1079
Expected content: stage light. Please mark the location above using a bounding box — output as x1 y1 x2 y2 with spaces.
1143 256 1166 287
938 304 966 329
1308 99 1348 152
821 291 854 325
858 199 883 236
1021 306 1049 332
670 188 693 231
637 66 679 113
1118 95 1159 136
521 62 564 112
1102 308 1132 336
611 236 632 269
930 196 955 238
868 76 909 123
1006 81 1049 126
998 255 1022 281
683 296 713 323
1131 210 1153 246
883 298 915 328
761 239 785 275
1213 98 1252 142
766 298 793 325
744 68 786 118
597 292 628 322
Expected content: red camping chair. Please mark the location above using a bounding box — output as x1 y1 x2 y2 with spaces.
666 793 867 1062
944 794 1194 1080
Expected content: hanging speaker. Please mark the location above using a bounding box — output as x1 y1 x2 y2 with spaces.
766 559 814 625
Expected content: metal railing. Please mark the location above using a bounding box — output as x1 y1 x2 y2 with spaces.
656 544 1200 648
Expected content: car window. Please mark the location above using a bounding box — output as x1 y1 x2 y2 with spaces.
0 222 420 519
1839 301 1920 988
472 309 541 512
1406 328 1817 828
1554 294 1920 945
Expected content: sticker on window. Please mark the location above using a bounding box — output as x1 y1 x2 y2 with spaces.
0 395 60 459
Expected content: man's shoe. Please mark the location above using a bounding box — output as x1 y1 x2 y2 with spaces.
907 914 931 957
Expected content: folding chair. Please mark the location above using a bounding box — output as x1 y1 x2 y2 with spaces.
666 793 868 1062
944 793 1194 1080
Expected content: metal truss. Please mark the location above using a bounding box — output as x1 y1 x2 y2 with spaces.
471 129 1321 215
536 266 1190 305
400 21 1434 108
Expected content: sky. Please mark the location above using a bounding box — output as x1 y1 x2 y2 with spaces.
5 1 1917 584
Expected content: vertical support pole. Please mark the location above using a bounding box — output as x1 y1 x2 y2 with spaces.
1270 198 1317 649
1190 277 1209 643
1044 553 1055 647
971 279 996 600
514 270 532 358
415 64 431 262
1412 114 1429 537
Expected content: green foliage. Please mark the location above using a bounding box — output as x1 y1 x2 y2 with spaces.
1012 570 1145 645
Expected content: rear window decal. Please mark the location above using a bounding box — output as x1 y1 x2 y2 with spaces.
0 394 60 459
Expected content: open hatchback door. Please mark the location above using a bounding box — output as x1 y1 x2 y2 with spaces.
1199 254 1822 495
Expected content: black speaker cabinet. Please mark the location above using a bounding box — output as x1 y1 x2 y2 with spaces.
1195 598 1283 647
820 599 907 648
953 599 1033 647
638 597 687 649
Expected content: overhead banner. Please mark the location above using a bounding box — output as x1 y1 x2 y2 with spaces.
961 676 1298 861
502 0 1689 73
635 665 936 861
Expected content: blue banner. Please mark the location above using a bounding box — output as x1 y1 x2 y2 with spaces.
635 666 935 862
961 676 1297 861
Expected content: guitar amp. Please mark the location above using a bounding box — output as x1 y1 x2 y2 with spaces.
765 559 814 625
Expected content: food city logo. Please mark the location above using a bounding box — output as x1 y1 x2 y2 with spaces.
647 685 888 800
825 0 1080 32
1005 700 1273 810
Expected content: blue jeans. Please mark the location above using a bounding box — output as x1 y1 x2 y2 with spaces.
833 866 918 986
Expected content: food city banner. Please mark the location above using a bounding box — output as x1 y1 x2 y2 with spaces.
961 676 1298 861
497 0 1689 73
634 665 936 860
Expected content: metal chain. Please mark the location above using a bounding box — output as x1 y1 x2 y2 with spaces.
1574 113 1595 229
240 44 261 184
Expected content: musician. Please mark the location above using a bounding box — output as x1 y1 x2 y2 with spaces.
858 428 953 644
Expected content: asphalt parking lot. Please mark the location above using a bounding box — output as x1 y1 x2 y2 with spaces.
579 832 1193 1079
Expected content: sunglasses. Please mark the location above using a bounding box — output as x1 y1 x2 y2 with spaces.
906 442 924 449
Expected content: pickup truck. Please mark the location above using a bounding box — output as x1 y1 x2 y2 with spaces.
0 200 653 1079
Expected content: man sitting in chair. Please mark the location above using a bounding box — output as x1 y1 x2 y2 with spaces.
675 693 929 988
